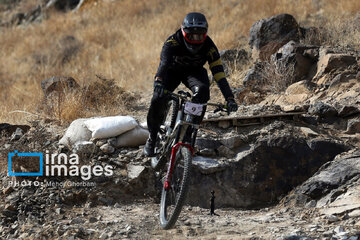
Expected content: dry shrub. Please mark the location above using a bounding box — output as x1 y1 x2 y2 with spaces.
41 75 140 123
258 61 296 93
81 75 139 113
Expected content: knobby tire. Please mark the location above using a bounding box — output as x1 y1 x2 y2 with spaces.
151 99 179 171
159 146 192 229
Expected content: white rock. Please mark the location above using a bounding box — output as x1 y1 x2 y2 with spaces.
333 225 345 234
327 214 339 223
192 156 224 174
218 120 231 129
349 209 360 218
99 232 108 239
100 143 115 154
95 140 107 147
300 127 319 137
127 165 145 180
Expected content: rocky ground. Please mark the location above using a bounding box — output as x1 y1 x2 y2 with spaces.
1 11 360 240
2 201 358 239
1 102 359 239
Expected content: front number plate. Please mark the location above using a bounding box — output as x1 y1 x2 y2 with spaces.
184 102 204 116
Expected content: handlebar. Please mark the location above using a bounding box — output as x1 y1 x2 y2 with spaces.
165 90 230 114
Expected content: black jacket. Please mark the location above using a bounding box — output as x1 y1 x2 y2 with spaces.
155 29 234 100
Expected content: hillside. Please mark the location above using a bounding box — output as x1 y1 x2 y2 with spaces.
0 0 360 123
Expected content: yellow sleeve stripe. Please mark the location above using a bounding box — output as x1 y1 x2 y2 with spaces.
209 58 222 69
166 38 179 46
213 72 226 82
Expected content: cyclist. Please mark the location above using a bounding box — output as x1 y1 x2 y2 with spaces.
144 12 238 157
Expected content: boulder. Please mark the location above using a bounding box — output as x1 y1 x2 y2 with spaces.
300 127 319 138
187 135 348 208
271 41 318 81
287 149 360 210
285 80 315 95
41 76 79 97
100 143 115 154
320 182 360 216
336 105 360 117
274 94 309 106
127 165 146 181
308 102 338 118
243 62 264 87
195 138 222 150
346 118 360 134
314 54 357 80
329 72 357 89
249 14 301 61
220 135 245 149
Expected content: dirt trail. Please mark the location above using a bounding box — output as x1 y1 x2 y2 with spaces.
66 199 358 239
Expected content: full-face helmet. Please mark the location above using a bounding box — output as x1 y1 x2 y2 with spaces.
181 12 208 53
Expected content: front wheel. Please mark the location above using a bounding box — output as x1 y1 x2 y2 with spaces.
159 146 192 229
151 98 179 171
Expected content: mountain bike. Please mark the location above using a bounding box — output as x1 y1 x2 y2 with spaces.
151 90 227 229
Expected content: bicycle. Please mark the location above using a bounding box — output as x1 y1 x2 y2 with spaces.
150 90 227 229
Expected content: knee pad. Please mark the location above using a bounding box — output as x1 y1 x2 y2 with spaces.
192 85 210 103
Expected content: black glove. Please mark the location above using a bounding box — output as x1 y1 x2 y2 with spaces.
154 80 166 98
226 98 238 112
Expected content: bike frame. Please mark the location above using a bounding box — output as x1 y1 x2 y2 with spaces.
164 142 193 190
162 96 199 190
158 91 226 190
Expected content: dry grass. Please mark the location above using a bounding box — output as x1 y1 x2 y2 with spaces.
0 0 360 124
258 61 296 93
307 15 360 49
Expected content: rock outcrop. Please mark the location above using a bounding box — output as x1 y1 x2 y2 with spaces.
283 149 360 217
271 41 318 82
187 124 349 208
249 14 301 61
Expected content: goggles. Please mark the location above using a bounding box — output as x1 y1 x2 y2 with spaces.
182 27 207 44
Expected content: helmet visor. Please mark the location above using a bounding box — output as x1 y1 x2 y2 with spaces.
182 28 207 44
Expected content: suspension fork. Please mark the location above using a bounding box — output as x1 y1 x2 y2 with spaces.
164 143 193 190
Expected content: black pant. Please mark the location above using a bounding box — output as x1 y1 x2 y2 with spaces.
147 68 210 140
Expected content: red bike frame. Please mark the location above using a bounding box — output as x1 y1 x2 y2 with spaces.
164 143 193 190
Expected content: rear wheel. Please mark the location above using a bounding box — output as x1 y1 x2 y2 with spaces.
159 146 192 229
